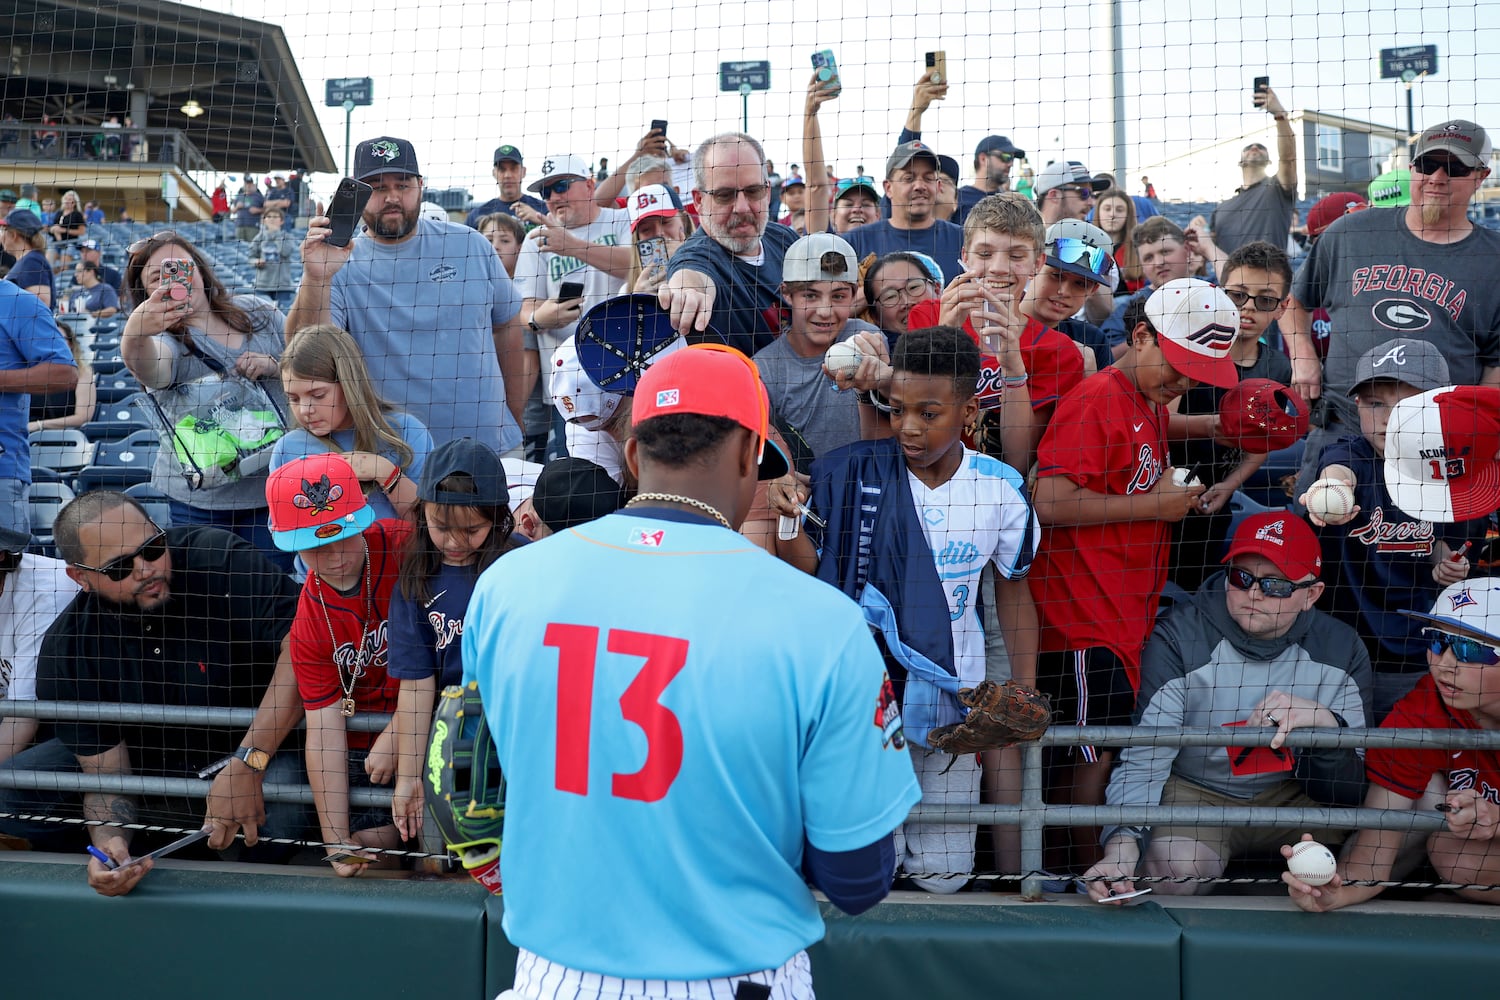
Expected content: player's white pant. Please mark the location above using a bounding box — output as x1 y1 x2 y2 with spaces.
499 948 815 1000
893 745 980 894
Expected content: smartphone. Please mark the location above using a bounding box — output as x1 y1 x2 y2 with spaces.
637 237 668 271
557 280 585 302
925 50 948 85
323 850 373 865
160 257 195 302
650 119 668 137
1253 76 1270 105
812 49 841 95
325 177 374 248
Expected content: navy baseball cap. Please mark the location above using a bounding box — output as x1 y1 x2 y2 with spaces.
936 155 961 184
976 135 1026 159
782 176 807 189
1 209 44 237
493 145 523 166
420 437 509 506
354 136 421 181
574 294 689 394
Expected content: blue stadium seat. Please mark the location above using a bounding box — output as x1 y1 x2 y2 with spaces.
82 393 155 442
73 462 155 493
123 483 173 528
27 480 76 555
95 372 143 404
28 429 95 476
94 435 159 469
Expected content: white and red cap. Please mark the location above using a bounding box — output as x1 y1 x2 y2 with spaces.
627 184 682 232
1400 579 1500 647
551 337 625 432
1384 385 1500 523
1144 278 1239 390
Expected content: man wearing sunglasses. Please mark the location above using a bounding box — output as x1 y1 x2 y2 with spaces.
954 135 1025 225
1207 84 1298 256
1286 578 1500 913
1032 159 1109 227
0 491 310 896
1290 119 1500 504
1085 511 1370 902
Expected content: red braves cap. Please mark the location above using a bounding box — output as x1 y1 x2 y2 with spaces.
266 454 375 552
632 344 791 480
1306 191 1368 238
1217 379 1309 454
1222 511 1322 580
1384 386 1500 523
1144 278 1239 389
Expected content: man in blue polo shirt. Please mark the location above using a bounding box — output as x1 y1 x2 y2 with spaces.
0 281 75 534
845 141 964 283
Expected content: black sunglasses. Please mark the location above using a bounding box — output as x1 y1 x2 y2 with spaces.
1227 566 1317 599
74 529 168 581
540 178 582 199
1223 289 1285 313
1412 155 1478 178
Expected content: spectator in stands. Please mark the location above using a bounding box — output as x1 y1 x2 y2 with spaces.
15 185 41 217
7 491 310 894
845 141 964 286
956 135 1025 225
659 132 799 355
120 231 291 569
1101 217 1193 358
753 232 883 467
267 455 408 876
1289 119 1500 501
232 177 264 242
82 200 104 226
47 190 86 261
2 209 55 307
780 175 807 229
1142 176 1157 200
264 177 292 216
934 156 961 224
1210 85 1298 255
0 190 14 273
465 145 548 229
821 179 881 237
77 240 122 295
1028 280 1232 872
475 212 526 278
248 207 298 308
1019 219 1115 383
625 183 693 293
287 136 526 457
273 323 430 524
68 260 118 319
771 326 1040 894
1285 578 1500 911
27 319 94 433
1300 339 1479 721
211 182 230 223
862 252 938 344
0 279 76 536
38 197 57 226
1033 160 1108 226
514 153 633 456
1095 189 1145 296
1086 511 1369 901
387 437 515 838
0 525 78 766
593 128 672 208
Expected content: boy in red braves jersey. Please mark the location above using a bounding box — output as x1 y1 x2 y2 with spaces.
1028 278 1236 872
267 453 413 877
1284 579 1500 911
906 193 1093 472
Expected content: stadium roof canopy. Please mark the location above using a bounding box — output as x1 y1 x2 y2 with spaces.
2 0 336 174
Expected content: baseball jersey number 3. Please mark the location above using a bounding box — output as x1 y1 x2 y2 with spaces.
545 623 690 802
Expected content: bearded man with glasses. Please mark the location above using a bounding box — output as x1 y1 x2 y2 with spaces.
1082 511 1371 903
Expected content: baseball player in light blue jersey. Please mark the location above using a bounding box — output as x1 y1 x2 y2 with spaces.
463 343 920 999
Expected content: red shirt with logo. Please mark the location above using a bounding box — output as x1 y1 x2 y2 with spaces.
1028 366 1170 682
289 519 411 748
1367 674 1500 804
906 301 1085 412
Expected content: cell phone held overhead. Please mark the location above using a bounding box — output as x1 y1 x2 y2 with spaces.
1253 76 1270 106
812 50 841 96
925 50 948 86
325 177 374 248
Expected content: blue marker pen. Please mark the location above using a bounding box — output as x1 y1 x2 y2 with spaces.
85 845 119 870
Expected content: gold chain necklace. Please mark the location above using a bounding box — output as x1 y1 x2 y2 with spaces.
626 492 732 530
310 536 373 717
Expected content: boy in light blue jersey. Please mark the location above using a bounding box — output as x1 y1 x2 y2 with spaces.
463 344 919 997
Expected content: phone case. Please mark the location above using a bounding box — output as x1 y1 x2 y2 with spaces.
637 237 668 271
812 50 841 95
161 258 194 301
326 178 374 248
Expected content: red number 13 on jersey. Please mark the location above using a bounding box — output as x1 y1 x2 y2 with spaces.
544 623 689 802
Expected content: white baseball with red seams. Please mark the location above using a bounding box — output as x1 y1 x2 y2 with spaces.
1305 478 1356 522
1287 840 1338 886
824 340 863 377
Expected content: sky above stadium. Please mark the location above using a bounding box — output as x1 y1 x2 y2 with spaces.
203 0 1499 199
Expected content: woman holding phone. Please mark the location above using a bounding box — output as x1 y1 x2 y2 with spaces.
625 183 694 293
121 231 294 571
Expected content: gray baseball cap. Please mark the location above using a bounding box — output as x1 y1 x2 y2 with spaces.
782 232 857 283
1347 338 1451 397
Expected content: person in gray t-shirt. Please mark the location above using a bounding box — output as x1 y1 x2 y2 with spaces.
1209 85 1298 255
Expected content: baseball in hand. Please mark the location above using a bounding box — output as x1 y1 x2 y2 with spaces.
1172 468 1201 488
824 340 864 377
1287 840 1337 886
1305 478 1356 522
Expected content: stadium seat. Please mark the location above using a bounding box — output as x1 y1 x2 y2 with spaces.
27 480 76 555
28 429 95 476
73 462 155 493
92 355 128 377
82 393 155 442
94 435 159 470
123 483 174 528
95 373 144 405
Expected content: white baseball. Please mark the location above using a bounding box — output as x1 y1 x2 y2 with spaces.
1287 840 1337 886
1305 478 1356 522
1172 468 1201 488
824 340 864 377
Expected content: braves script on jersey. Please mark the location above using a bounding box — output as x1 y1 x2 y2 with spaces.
1368 674 1500 805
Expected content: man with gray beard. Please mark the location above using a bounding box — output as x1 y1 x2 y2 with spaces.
1288 119 1500 499
659 132 799 356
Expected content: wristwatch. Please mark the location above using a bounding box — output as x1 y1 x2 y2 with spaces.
526 310 541 333
234 745 270 772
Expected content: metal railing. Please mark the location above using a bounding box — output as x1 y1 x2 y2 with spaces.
0 700 1490 894
0 121 215 178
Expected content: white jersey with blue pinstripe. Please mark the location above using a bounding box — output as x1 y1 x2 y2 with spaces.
906 448 1039 690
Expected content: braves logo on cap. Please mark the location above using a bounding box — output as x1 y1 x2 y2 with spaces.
370 140 401 162
1254 519 1287 545
1373 344 1408 368
635 192 660 210
1451 587 1479 611
292 475 343 515
656 388 680 407
1186 322 1235 352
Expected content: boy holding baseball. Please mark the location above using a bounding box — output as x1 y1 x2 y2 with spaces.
1284 578 1500 911
1027 278 1235 872
752 232 884 467
1302 338 1477 721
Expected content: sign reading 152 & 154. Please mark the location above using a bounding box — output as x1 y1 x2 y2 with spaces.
325 77 373 107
